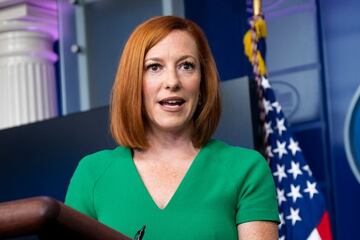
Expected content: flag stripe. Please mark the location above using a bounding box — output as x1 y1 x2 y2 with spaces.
307 229 321 240
317 211 332 240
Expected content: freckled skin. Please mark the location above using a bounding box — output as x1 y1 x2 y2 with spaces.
142 30 201 135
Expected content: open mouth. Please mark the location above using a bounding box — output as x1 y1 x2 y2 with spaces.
159 98 186 107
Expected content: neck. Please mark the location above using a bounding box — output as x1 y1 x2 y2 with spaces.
134 126 199 162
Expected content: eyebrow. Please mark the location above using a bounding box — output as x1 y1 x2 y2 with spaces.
144 55 197 62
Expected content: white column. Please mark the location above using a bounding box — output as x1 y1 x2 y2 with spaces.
0 0 58 130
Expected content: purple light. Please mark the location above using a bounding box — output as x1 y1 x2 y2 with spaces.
245 0 316 20
265 4 315 19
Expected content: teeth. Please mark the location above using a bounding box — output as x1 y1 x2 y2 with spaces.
160 99 184 105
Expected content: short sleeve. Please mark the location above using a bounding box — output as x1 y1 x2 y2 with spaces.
65 156 97 219
236 152 279 224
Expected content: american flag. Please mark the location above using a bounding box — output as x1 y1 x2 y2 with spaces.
260 77 333 240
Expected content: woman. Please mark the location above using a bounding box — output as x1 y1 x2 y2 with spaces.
65 16 279 239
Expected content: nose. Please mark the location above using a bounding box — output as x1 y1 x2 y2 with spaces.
164 67 181 91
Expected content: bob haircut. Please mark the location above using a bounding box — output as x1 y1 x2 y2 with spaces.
110 15 221 149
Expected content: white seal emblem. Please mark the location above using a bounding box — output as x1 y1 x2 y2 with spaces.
344 85 360 184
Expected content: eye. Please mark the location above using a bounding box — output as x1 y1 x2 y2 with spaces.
146 63 162 72
179 61 195 71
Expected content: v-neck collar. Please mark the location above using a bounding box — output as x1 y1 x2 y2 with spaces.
125 143 209 211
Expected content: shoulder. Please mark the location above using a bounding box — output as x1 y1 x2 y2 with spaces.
206 139 265 167
75 146 130 180
65 147 130 217
204 139 271 180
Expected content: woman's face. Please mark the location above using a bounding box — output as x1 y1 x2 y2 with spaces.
143 30 201 135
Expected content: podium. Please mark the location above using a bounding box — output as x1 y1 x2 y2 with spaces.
0 196 132 240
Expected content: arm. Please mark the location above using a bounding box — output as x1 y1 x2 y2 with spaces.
238 221 278 240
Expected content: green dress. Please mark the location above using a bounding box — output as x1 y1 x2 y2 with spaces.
65 140 279 239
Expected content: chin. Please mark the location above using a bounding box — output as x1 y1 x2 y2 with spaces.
153 119 192 133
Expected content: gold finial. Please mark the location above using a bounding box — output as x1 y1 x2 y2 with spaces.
253 0 262 16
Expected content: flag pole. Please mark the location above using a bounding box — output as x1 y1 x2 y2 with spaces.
251 0 263 84
250 0 268 160
253 0 262 16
